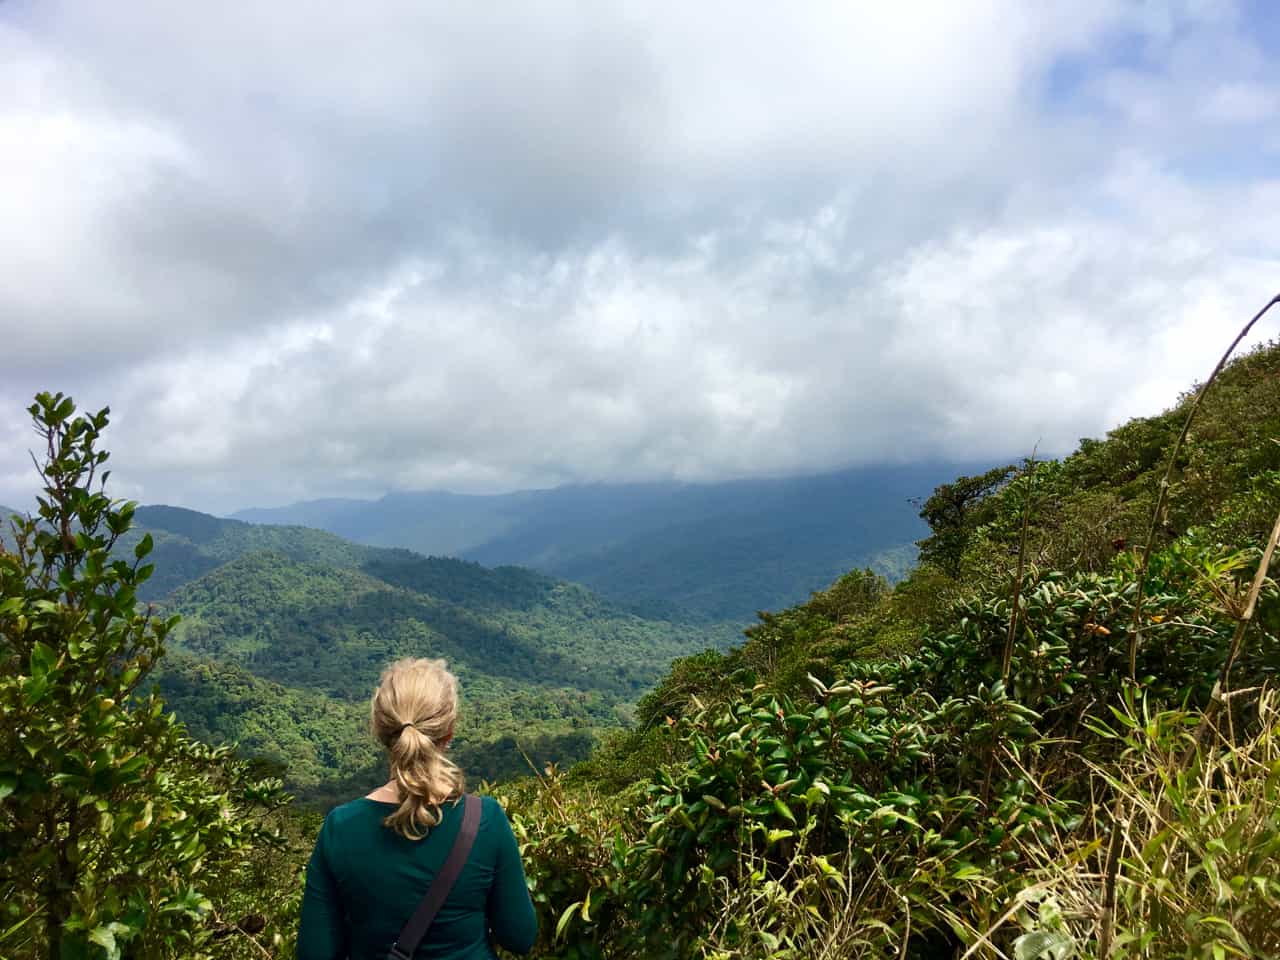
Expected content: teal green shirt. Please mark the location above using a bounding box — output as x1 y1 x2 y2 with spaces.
299 795 537 960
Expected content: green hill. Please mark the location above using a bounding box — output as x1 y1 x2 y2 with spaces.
165 549 710 700
234 464 968 622
125 513 733 801
121 505 370 600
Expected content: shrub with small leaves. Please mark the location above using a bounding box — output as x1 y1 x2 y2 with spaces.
0 393 290 960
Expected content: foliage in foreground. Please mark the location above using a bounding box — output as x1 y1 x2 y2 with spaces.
1011 689 1280 959
501 547 1277 958
496 341 1280 959
0 394 299 960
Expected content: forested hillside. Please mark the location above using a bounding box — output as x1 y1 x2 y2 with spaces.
234 464 963 621
0 498 728 801
490 338 1280 959
121 505 373 600
7 491 719 801
152 543 729 798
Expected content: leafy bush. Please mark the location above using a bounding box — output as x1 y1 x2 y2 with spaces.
0 394 291 960
1010 689 1280 960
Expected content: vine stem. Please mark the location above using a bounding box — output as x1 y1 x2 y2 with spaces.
1182 504 1280 764
1101 291 1280 958
1002 451 1038 684
1127 292 1280 679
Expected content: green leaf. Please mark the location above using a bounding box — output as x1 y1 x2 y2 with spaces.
134 533 153 560
555 901 582 941
30 641 56 678
1013 929 1075 960
88 925 121 960
772 798 796 824
24 675 50 707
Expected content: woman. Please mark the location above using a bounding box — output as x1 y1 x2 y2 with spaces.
299 658 537 959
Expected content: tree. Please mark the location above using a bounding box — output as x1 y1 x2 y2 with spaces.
0 393 289 960
915 464 1016 576
807 567 888 621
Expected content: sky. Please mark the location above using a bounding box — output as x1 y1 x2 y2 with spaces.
2 1 1279 514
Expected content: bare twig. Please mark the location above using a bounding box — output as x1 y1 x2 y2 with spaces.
1128 293 1280 679
1181 505 1280 764
1002 452 1038 683
1095 799 1127 958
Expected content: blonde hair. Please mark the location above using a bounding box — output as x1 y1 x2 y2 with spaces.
370 657 466 840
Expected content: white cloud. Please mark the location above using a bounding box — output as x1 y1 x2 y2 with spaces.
1200 82 1279 124
1 1 1278 512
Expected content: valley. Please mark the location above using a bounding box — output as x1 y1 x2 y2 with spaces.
113 506 737 801
232 464 964 622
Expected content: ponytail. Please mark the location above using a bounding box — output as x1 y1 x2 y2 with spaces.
370 658 466 840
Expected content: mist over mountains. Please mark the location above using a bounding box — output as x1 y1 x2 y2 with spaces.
233 463 978 621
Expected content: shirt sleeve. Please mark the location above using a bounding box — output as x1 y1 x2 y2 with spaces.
298 814 349 960
484 799 538 954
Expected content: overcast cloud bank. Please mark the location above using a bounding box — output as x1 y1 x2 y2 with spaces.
2 1 1278 513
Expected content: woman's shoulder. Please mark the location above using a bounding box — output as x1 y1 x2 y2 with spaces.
476 794 521 843
320 797 392 833
477 793 506 822
319 793 509 836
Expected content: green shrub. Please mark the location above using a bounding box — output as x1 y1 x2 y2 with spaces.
0 394 290 960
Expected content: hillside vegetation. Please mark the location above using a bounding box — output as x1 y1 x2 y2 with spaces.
234 464 962 621
494 338 1280 959
120 511 732 800
157 546 730 798
3 337 1279 960
2 495 733 802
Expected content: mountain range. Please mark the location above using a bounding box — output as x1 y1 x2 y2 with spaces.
102 505 734 803
233 464 975 621
2 463 982 802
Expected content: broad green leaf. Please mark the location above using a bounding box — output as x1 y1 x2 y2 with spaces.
88 925 121 960
30 641 56 678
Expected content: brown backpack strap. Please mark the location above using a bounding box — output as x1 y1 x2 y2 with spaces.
387 794 481 960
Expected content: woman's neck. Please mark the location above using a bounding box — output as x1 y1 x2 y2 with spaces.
365 779 399 802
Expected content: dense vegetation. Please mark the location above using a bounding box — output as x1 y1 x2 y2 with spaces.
494 337 1280 959
4 335 1279 959
111 509 733 799
234 465 956 621
1 395 295 960
9 473 736 806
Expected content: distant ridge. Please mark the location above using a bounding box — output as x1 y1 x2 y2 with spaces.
0 504 24 550
233 463 986 621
